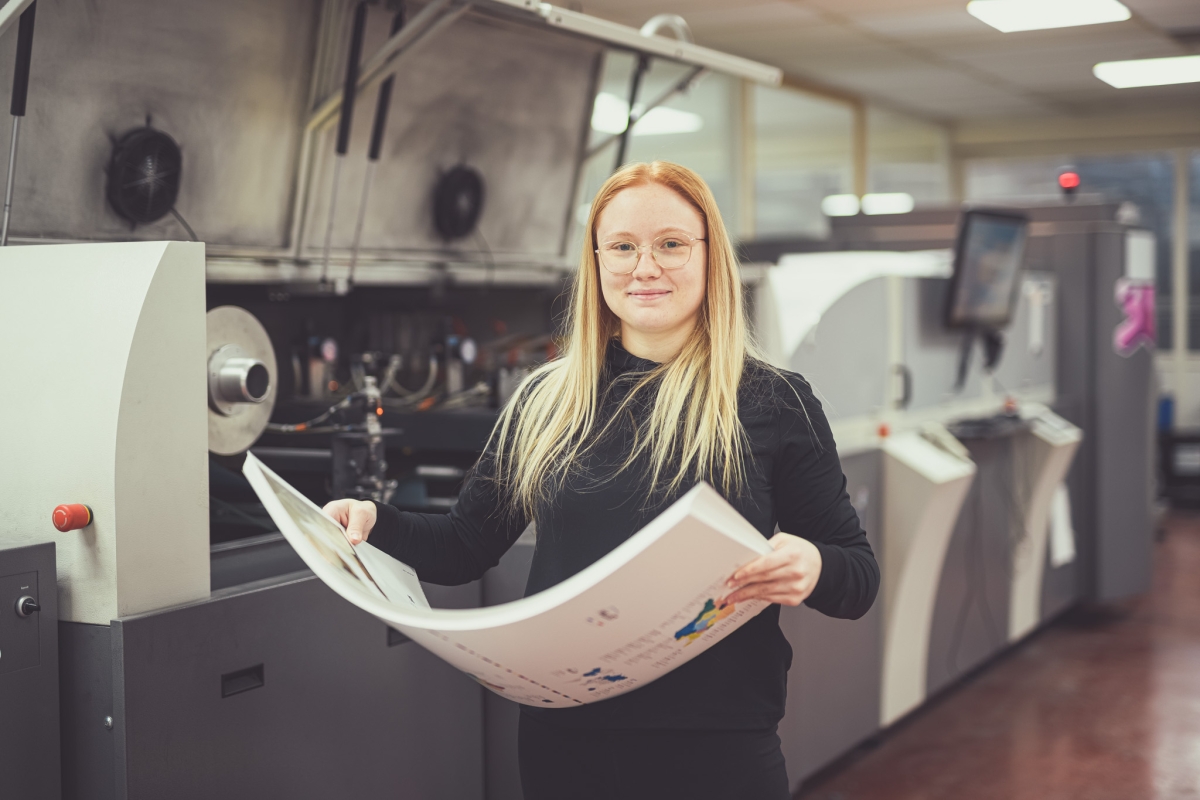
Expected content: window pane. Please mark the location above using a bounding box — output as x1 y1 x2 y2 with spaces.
866 107 951 206
753 86 853 239
570 53 737 259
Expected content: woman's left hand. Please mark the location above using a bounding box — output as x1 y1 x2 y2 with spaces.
723 533 823 607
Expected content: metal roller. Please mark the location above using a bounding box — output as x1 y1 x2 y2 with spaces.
206 306 277 455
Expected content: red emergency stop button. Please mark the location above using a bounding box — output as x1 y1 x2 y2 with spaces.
53 504 92 532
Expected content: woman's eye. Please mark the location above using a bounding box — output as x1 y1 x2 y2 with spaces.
659 239 684 249
610 242 636 253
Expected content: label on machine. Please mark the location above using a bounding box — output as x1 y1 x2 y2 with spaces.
242 454 773 707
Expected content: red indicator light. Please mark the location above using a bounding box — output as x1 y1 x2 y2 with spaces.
1058 172 1080 190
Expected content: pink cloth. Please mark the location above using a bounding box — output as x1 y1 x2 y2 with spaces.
1114 279 1156 356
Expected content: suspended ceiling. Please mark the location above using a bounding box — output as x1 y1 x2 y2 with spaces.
574 0 1200 121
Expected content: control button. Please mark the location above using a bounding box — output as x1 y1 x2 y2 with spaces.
15 596 39 617
52 504 92 532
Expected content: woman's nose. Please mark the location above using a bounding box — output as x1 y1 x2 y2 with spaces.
630 248 661 277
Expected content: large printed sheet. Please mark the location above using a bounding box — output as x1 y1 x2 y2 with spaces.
242 453 772 707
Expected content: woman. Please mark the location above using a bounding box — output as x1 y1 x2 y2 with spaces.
325 161 879 800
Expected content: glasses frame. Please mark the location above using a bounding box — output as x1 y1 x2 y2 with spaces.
595 233 707 275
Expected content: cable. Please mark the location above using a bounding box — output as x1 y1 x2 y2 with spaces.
265 395 354 433
475 229 495 290
438 381 490 409
386 355 438 399
169 207 198 242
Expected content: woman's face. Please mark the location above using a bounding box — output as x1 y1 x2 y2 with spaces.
594 183 707 348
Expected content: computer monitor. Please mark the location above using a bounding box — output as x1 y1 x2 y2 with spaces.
945 209 1029 330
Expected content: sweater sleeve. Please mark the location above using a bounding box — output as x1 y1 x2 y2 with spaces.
368 446 529 586
772 373 880 620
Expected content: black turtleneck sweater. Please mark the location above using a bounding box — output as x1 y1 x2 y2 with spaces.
369 342 879 730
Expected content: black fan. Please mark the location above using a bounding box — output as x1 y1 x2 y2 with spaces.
432 164 485 241
106 125 182 226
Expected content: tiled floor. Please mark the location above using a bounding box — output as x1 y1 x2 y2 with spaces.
796 514 1200 800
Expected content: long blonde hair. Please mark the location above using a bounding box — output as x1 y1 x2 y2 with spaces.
491 161 751 519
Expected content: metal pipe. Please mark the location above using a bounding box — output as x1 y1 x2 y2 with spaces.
2 116 20 246
320 1 368 285
291 0 464 261
308 0 456 132
586 65 703 162
346 162 374 288
0 0 34 43
638 14 693 42
348 4 405 289
613 55 648 172
1 0 35 247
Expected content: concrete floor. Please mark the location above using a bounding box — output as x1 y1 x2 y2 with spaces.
796 513 1200 800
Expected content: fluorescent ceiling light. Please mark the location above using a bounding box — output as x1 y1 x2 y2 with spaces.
967 0 1130 32
591 92 704 136
861 193 915 215
821 194 860 217
1094 55 1200 88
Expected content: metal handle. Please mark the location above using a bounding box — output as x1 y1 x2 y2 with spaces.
336 2 369 156
368 6 405 162
15 595 38 617
893 364 912 409
10 1 35 118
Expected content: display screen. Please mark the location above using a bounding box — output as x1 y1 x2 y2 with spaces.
947 211 1029 328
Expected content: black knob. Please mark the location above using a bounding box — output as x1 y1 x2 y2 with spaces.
16 596 39 617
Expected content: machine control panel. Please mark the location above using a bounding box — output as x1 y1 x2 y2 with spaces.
0 570 40 675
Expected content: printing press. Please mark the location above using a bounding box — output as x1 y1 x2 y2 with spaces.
0 2 1156 799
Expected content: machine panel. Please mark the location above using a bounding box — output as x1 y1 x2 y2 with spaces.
110 573 485 800
1092 230 1155 601
0 543 61 800
925 437 1016 696
789 278 889 422
778 448 884 786
481 537 537 800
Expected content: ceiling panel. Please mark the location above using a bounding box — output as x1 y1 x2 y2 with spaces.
1124 0 1200 30
578 0 1200 121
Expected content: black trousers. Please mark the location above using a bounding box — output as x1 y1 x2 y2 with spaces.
518 712 791 800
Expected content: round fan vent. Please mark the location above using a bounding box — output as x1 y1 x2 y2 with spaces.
106 126 182 226
432 164 485 241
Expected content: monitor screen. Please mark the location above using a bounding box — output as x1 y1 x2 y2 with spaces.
946 210 1029 329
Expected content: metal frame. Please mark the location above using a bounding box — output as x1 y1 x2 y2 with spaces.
272 0 782 282
0 0 35 41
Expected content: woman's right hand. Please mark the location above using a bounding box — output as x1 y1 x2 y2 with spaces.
322 499 378 545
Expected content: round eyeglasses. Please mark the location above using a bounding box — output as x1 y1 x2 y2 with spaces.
595 234 706 275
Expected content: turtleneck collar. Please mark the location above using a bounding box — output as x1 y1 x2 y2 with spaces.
606 338 660 374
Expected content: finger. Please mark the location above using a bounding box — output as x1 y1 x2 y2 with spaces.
322 500 350 525
730 549 797 584
720 566 806 597
346 503 376 544
725 588 810 607
730 562 807 590
726 578 816 606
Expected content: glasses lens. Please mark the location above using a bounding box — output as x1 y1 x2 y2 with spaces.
653 236 692 269
600 241 638 273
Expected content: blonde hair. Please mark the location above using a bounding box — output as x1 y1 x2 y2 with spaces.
491 161 751 519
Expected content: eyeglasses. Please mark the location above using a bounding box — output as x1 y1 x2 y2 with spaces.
595 234 706 275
